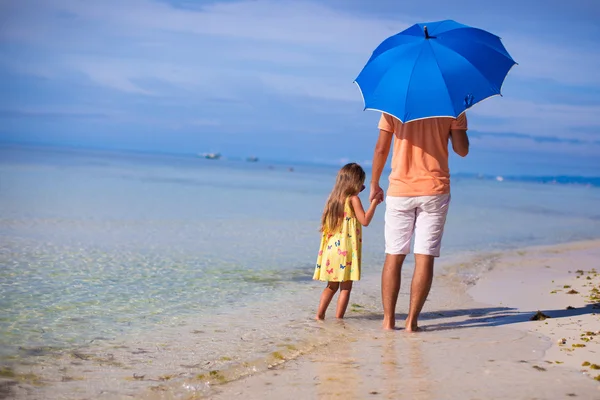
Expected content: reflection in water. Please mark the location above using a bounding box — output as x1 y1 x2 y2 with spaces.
406 337 432 400
381 334 432 400
382 332 400 398
315 321 360 399
313 324 434 399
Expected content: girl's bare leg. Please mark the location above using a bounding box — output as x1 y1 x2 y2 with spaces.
335 281 353 319
316 282 340 320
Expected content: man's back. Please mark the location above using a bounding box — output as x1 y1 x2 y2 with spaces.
378 113 468 197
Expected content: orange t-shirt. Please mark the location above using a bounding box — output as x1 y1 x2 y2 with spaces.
378 113 468 197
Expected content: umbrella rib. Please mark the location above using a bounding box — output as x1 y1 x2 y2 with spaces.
362 42 422 118
457 61 518 113
431 39 506 108
428 44 455 115
495 61 518 96
456 48 500 93
429 20 455 36
403 44 427 121
437 36 516 90
465 36 516 68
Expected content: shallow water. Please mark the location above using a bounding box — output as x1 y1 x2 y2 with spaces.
1 145 599 397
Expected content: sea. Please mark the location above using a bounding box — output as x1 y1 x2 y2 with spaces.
1 144 599 395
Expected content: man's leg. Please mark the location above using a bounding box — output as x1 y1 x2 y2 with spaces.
382 196 415 330
408 194 451 332
405 254 434 332
382 253 406 330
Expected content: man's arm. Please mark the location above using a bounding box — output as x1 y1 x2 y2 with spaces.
370 129 394 202
450 129 469 157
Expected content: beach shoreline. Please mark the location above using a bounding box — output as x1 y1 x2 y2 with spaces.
3 239 600 399
204 239 600 400
468 239 600 381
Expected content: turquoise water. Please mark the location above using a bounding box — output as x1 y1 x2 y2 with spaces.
1 145 600 360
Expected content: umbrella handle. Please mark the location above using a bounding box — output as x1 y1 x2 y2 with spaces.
464 94 475 108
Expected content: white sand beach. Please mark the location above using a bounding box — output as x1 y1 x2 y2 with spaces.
469 240 600 381
205 240 600 400
3 240 600 399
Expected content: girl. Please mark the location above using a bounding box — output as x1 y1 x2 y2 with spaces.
314 163 381 320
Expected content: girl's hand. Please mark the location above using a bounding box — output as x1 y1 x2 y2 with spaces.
372 192 384 204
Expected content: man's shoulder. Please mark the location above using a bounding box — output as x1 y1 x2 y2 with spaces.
378 113 397 132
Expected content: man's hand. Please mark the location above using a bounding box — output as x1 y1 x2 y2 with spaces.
370 183 384 203
371 191 384 205
371 128 393 205
450 129 469 157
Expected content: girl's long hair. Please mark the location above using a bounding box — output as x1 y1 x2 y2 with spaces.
320 163 366 233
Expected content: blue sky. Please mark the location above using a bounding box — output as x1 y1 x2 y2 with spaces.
1 0 599 175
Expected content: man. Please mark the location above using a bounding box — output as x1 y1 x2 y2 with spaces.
369 112 469 331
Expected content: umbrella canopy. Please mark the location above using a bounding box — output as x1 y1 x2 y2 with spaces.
354 20 516 123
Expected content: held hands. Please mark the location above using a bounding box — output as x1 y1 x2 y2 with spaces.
369 184 384 205
371 193 383 205
371 192 383 206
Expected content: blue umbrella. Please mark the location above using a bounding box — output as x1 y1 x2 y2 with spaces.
354 20 516 123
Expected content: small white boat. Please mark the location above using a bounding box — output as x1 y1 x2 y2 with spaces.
199 152 221 160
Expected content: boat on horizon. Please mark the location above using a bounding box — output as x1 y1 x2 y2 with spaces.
199 152 221 160
246 156 259 162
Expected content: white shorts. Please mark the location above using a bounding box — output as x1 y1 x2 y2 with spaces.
384 194 451 257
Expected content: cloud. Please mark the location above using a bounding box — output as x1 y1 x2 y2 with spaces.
52 0 398 51
187 118 221 127
257 72 360 102
502 35 600 87
469 98 600 142
0 0 599 164
4 0 598 102
470 134 600 156
0 0 402 93
470 130 590 145
0 107 112 120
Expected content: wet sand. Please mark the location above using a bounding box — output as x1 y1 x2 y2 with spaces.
207 240 600 400
3 240 600 399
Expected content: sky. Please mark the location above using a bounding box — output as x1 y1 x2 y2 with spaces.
1 0 599 175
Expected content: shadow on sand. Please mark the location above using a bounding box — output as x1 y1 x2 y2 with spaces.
344 303 600 331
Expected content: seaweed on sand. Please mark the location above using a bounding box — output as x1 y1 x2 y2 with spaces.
0 367 43 386
196 370 227 384
530 311 550 321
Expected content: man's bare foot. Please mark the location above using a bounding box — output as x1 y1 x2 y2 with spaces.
405 322 420 332
382 319 395 330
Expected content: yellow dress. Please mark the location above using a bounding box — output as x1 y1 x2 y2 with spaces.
313 198 362 282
